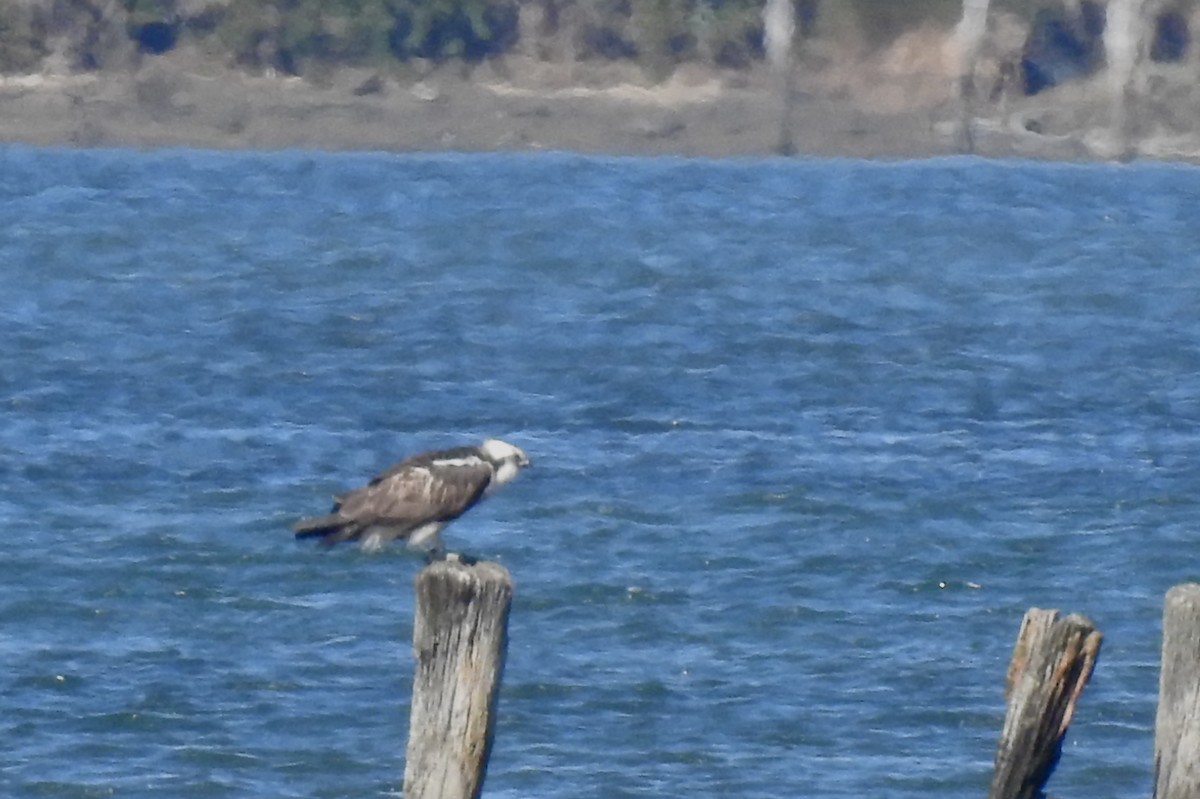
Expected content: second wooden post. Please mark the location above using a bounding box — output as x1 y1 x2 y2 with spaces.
1153 583 1200 799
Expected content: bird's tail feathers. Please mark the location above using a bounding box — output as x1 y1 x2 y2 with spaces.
293 514 362 546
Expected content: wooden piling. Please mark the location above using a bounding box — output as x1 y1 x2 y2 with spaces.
403 557 513 799
987 608 1102 799
1153 583 1200 799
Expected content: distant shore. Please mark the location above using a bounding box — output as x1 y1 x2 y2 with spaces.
1 48 1196 163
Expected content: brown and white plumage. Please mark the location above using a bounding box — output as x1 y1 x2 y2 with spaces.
293 438 530 554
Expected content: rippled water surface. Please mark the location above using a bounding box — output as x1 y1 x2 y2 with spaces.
4 147 1200 798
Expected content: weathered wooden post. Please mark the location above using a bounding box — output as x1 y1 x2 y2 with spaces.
403 557 513 799
1153 583 1200 799
988 608 1102 799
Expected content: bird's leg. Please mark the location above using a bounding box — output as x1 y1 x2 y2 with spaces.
427 550 479 566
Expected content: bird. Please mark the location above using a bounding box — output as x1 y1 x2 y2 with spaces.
292 438 531 556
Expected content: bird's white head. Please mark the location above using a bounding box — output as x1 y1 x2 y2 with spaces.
480 438 531 488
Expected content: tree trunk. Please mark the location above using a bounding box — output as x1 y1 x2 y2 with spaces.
1103 0 1148 159
763 0 796 155
952 0 991 153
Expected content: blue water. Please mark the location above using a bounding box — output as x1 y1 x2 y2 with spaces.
3 146 1200 798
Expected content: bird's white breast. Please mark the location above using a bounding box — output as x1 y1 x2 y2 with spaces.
487 459 520 491
406 522 445 552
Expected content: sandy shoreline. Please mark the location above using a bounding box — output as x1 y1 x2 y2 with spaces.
0 51 1191 163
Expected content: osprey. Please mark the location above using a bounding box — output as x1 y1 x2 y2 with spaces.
293 438 530 555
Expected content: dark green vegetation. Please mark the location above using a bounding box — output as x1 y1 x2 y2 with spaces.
0 0 1192 100
0 0 1044 78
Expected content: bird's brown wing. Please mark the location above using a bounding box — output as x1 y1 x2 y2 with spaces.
338 455 494 528
364 446 482 487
